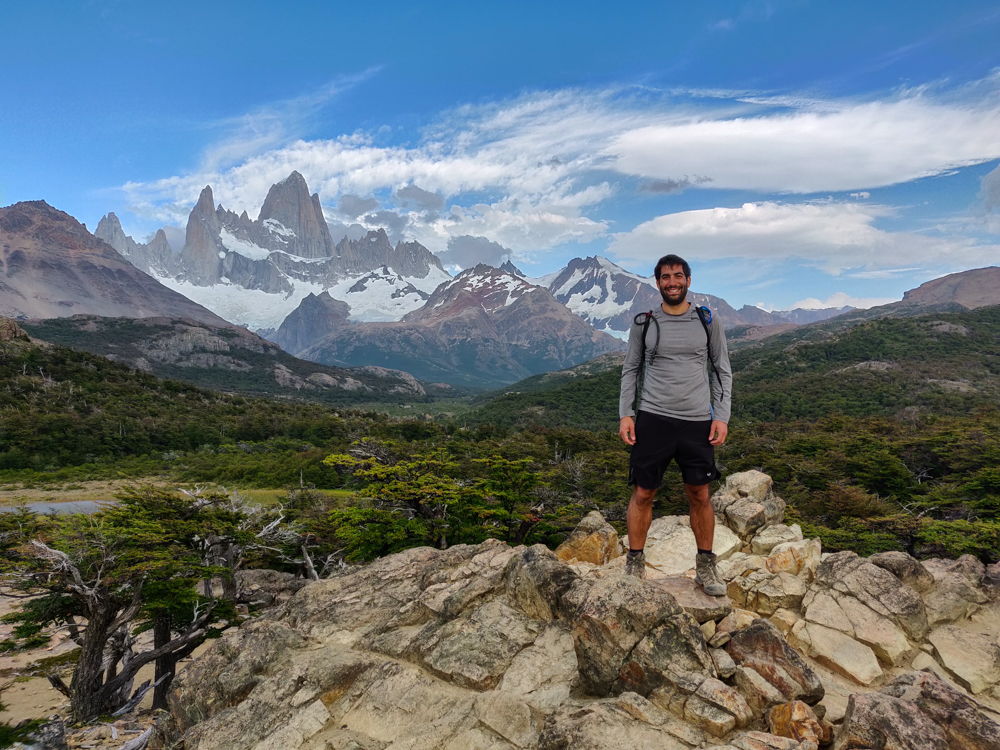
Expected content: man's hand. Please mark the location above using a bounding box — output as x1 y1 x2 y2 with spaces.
708 420 728 446
619 416 636 446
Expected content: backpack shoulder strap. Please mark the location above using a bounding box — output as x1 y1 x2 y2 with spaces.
631 310 655 413
695 306 724 391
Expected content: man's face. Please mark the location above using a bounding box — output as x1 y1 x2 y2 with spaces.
658 265 690 306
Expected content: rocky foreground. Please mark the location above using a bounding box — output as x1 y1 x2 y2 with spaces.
152 472 1000 750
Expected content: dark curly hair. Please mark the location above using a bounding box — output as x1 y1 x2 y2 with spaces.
654 254 691 280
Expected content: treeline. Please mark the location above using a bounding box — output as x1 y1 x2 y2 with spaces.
465 306 1000 430
1 310 999 562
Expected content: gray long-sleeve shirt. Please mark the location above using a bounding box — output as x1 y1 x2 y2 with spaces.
619 304 733 423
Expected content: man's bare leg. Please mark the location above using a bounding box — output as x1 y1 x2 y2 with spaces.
685 482 714 551
687 482 726 596
626 485 657 550
625 485 656 578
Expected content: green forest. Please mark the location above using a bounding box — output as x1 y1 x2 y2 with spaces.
2 306 999 723
1 305 998 564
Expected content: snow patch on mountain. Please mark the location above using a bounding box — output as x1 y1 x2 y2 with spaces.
218 229 272 261
402 265 452 295
327 267 431 322
154 275 326 332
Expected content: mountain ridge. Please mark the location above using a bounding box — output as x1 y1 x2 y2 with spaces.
0 201 229 327
285 264 626 387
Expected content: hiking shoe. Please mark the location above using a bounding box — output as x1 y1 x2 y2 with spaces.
695 553 726 597
625 551 646 579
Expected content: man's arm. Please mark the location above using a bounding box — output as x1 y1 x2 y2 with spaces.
707 315 732 444
619 317 645 445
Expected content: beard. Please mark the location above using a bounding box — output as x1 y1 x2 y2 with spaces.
659 282 688 306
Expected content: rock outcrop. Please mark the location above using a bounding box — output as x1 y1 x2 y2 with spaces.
156 472 1000 750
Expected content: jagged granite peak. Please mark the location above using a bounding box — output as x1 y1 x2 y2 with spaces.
901 266 1000 310
98 171 454 329
180 185 225 284
95 212 179 277
258 170 336 259
274 291 351 357
394 239 447 277
0 200 228 326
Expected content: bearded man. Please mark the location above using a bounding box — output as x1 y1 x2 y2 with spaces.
618 254 733 595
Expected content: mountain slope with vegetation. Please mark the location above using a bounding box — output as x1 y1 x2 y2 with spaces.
19 315 434 407
468 305 1000 430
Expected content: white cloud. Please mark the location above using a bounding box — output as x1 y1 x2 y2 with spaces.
982 163 1000 212
121 76 1000 255
791 292 899 310
608 201 1000 274
610 94 1000 193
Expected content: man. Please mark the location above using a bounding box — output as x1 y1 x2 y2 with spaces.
618 254 732 595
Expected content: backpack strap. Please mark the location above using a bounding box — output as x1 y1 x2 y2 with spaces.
695 306 725 394
631 311 655 414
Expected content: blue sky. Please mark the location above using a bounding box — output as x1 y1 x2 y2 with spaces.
2 1 999 310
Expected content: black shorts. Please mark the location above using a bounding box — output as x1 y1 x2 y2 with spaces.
628 411 720 489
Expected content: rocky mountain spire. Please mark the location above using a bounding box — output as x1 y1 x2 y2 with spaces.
258 171 336 259
95 212 179 277
180 186 224 283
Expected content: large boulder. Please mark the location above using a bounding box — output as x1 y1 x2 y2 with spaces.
835 672 1000 750
572 575 685 695
725 620 824 707
801 587 912 667
814 551 928 640
505 544 586 622
921 556 992 626
711 471 787 539
555 511 620 566
791 621 883 686
927 625 1000 695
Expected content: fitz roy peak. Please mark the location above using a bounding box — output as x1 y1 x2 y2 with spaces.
96 171 449 331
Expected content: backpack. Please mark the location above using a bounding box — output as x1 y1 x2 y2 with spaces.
630 305 724 413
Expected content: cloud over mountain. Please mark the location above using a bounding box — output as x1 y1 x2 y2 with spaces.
120 76 1000 278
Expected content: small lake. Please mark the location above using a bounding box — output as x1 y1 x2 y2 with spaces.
0 500 113 515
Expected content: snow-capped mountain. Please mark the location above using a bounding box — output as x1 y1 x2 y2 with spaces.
96 171 450 332
277 264 625 387
532 256 852 338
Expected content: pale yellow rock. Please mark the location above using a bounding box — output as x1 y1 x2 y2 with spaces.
770 608 799 635
766 539 821 578
839 595 911 666
718 609 759 634
928 624 1000 694
803 623 883 686
701 619 717 639
803 591 854 636
556 510 620 566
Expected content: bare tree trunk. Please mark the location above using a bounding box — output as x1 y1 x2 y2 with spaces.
220 546 239 601
301 544 319 581
151 611 175 711
70 604 115 722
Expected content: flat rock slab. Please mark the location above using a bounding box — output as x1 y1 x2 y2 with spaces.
652 577 733 624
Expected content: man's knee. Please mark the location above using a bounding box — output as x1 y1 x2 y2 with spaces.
631 485 657 505
684 483 712 505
